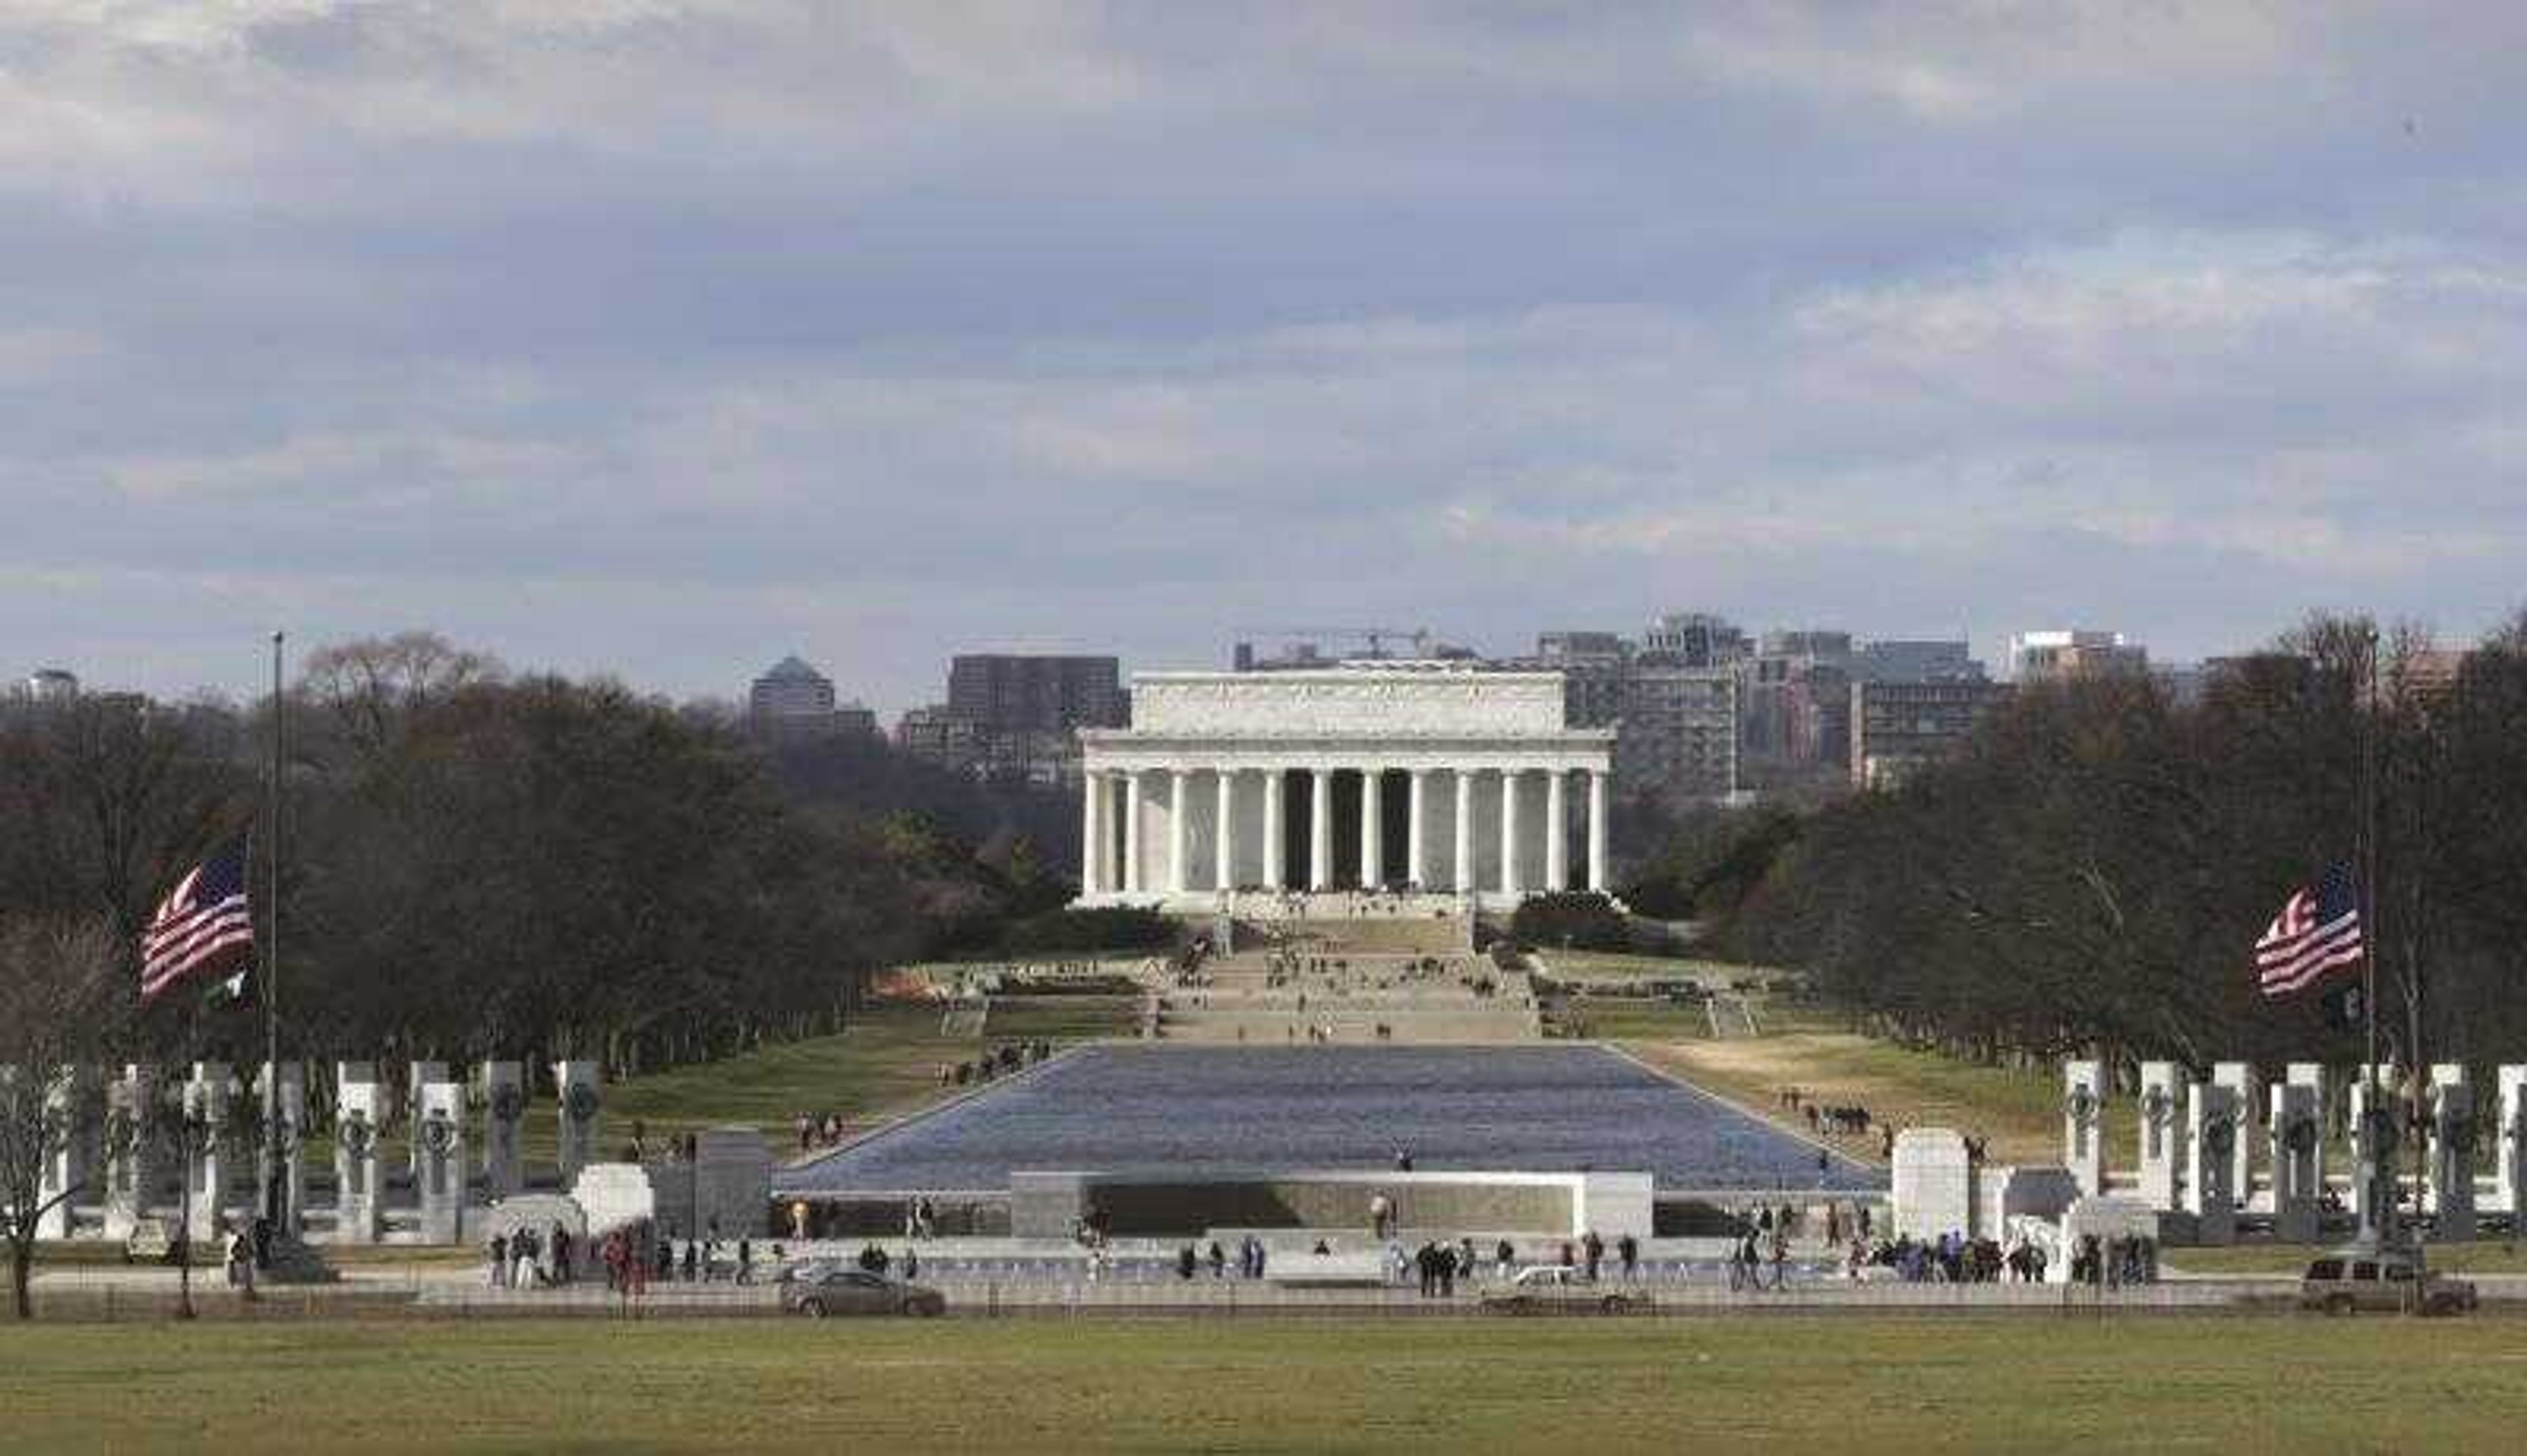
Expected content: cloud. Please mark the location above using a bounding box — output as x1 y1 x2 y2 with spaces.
0 5 2521 709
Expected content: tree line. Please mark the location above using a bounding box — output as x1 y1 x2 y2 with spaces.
1661 613 2527 1083
0 632 1124 1091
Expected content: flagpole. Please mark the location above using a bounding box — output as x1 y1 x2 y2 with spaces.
2358 622 2386 1249
261 630 285 1245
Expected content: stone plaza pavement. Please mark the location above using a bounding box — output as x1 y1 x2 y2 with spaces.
28 1251 2353 1320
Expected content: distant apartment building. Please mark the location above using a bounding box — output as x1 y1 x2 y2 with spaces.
748 655 873 741
1853 639 1983 684
1641 612 1750 669
1849 678 2013 788
1619 666 1742 805
1741 630 1854 786
2006 629 2149 684
894 703 988 775
896 653 1127 785
1512 620 1743 806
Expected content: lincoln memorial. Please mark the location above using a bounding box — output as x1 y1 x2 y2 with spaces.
1074 663 1616 916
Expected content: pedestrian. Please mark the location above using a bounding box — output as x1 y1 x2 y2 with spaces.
1616 1233 1639 1284
488 1233 509 1289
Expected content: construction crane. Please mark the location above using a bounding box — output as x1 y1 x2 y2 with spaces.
1233 625 1437 661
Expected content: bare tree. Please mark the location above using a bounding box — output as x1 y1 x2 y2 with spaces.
0 917 122 1319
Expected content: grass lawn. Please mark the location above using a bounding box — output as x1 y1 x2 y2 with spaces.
1556 998 1710 1042
493 999 1131 1165
3 1315 2523 1453
1622 1003 2104 1167
1531 949 1768 984
980 995 1144 1043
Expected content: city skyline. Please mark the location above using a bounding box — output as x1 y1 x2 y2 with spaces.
6 5 2522 713
0 603 2471 721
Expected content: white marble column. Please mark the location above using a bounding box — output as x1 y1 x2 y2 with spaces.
1214 770 1237 892
1546 770 1569 891
1406 770 1429 888
1498 768 1522 897
1453 769 1474 892
1310 769 1333 891
1080 772 1102 895
1122 772 1144 894
1264 771 1286 890
1587 768 1610 895
1167 768 1190 895
1359 768 1383 890
1104 775 1123 891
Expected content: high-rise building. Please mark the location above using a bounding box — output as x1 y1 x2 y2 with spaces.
947 655 1126 736
898 653 1127 784
748 655 851 741
1849 678 2013 788
1852 640 1983 684
1741 632 1854 784
18 667 78 704
1641 612 1749 668
1618 666 1741 806
2006 629 2148 684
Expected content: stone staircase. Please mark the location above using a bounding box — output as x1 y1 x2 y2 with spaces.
1152 947 1540 1045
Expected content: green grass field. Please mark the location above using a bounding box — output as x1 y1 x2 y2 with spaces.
3 1315 2521 1453
1623 1000 2095 1166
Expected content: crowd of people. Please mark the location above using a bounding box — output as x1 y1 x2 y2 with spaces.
930 1041 1055 1093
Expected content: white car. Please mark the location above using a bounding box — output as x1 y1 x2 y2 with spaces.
1484 1264 1650 1315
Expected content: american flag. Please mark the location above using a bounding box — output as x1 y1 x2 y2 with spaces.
2255 863 2364 998
140 837 254 1005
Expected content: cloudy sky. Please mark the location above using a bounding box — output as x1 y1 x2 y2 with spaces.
8 2 2523 711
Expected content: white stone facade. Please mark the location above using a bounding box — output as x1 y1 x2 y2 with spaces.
1075 666 1618 915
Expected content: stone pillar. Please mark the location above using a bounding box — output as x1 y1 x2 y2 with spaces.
405 1060 447 1179
2184 1082 2238 1244
480 1061 526 1199
2430 1064 2476 1241
36 1067 95 1240
102 1066 157 1241
1587 769 1610 895
2137 1061 2183 1210
334 1062 384 1245
2062 1060 2106 1198
1452 770 1475 893
1544 770 1569 891
1406 770 1428 889
414 1080 466 1245
1122 772 1144 894
1263 770 1285 891
1166 768 1189 896
2286 1063 2328 1198
554 1059 603 1184
2349 1065 2399 1239
1359 768 1383 890
1079 771 1102 896
1498 769 1521 898
185 1062 235 1237
253 1061 308 1236
2270 1080 2322 1243
1891 1128 1976 1240
1309 769 1333 891
2499 1065 2527 1217
2211 1061 2259 1209
1214 770 1236 892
